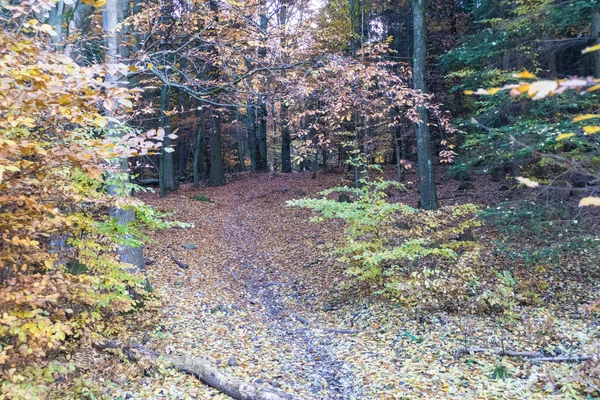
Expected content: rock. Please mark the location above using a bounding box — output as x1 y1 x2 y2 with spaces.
231 303 241 311
316 240 325 245
182 244 197 250
227 357 238 367
255 378 266 384
499 184 510 191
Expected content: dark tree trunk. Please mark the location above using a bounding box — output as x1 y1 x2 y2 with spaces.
254 0 269 172
177 58 188 179
412 0 438 210
247 104 258 171
281 101 292 173
193 110 204 188
208 110 226 187
159 85 177 197
256 100 268 172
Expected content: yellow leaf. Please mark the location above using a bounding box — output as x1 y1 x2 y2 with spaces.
94 116 108 127
513 69 536 79
486 87 501 95
147 63 154 69
573 114 600 123
38 24 57 36
82 0 106 7
463 90 474 95
555 133 575 141
583 126 600 135
579 197 600 207
587 84 600 92
582 44 600 54
516 176 539 188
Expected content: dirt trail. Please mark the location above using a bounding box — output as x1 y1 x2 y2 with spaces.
141 173 363 399
220 185 359 398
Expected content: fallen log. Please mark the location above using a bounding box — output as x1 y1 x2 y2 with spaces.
93 341 299 400
454 347 597 363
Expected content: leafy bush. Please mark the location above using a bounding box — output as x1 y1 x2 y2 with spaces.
288 178 501 311
0 30 177 398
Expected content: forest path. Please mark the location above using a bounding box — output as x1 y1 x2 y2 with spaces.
141 173 364 399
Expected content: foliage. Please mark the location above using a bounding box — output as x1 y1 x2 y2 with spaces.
288 177 496 311
0 28 177 398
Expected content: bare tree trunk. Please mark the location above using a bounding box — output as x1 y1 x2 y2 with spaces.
254 0 269 172
279 1 292 173
193 110 204 187
159 85 177 197
412 0 438 210
47 0 65 45
256 100 268 172
208 109 226 186
247 104 258 171
104 0 147 283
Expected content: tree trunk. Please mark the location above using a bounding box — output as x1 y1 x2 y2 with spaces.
177 59 189 179
279 1 292 173
281 103 292 174
247 104 258 171
104 0 147 284
193 110 204 188
254 0 269 172
47 0 65 46
256 100 268 172
412 0 438 210
208 110 226 187
159 85 177 197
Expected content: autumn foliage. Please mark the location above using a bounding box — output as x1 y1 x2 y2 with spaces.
0 29 166 397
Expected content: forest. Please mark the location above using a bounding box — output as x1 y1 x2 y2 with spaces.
1 0 600 398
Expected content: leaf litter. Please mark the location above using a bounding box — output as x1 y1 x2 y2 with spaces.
112 171 600 399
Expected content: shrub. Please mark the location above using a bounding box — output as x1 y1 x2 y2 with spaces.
0 30 176 397
289 178 491 311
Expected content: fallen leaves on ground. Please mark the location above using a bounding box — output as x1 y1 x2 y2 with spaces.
99 170 600 399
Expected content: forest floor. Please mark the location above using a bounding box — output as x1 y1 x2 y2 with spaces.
120 171 600 399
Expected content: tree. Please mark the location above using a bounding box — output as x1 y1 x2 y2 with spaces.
412 0 438 210
104 0 146 274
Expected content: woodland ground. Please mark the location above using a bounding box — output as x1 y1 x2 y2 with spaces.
111 170 600 399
